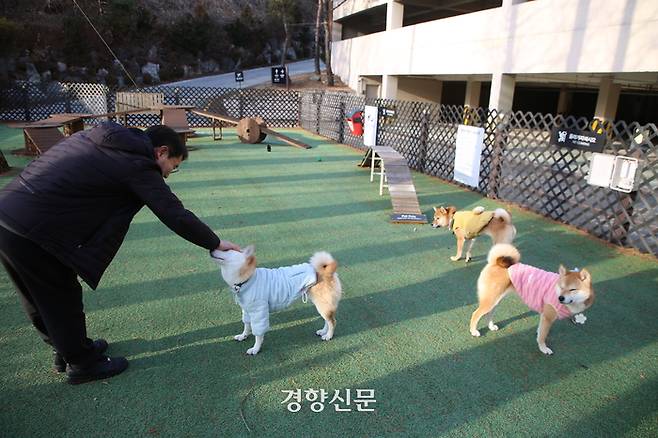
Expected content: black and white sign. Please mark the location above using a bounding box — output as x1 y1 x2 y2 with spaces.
271 67 287 85
378 106 396 120
550 127 606 152
234 71 244 82
390 213 428 224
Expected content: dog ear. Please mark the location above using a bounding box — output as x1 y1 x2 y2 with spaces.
243 245 255 257
447 206 457 216
558 265 567 276
579 268 591 283
433 206 437 212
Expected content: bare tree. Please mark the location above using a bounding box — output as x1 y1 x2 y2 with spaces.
323 0 334 86
268 0 297 67
314 0 322 76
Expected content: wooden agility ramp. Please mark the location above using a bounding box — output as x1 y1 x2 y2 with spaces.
0 150 9 173
190 109 311 149
360 146 427 224
23 127 65 155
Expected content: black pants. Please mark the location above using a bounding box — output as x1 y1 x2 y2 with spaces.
0 225 95 365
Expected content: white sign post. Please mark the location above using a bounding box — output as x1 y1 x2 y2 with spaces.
454 125 485 188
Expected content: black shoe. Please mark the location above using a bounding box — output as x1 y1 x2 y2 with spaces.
66 355 129 385
53 339 109 373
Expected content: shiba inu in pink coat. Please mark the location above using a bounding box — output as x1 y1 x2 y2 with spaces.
470 244 595 355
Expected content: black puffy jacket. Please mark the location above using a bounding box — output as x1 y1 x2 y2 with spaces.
0 122 221 289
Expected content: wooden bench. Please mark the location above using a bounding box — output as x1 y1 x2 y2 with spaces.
362 146 427 224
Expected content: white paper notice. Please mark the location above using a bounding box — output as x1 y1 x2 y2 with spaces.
363 105 379 147
454 125 485 188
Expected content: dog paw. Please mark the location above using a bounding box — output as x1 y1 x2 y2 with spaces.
321 333 333 341
315 329 327 337
470 329 481 337
488 323 499 331
465 256 471 263
574 314 587 324
450 256 460 261
539 345 553 355
234 334 248 341
246 347 260 355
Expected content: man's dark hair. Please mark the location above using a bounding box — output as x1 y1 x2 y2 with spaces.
145 125 188 160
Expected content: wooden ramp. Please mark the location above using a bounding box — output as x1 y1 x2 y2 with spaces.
259 126 311 150
0 150 9 173
23 127 65 155
365 146 427 224
191 109 241 141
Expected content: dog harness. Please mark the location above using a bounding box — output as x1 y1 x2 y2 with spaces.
232 263 317 336
451 210 495 239
508 263 571 319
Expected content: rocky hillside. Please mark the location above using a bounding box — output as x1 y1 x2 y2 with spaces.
0 0 320 87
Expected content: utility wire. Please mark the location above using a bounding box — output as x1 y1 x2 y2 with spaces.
71 0 138 88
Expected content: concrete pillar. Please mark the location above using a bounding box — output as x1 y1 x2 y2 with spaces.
386 0 404 31
594 77 621 121
488 73 515 113
436 80 444 105
332 22 343 42
557 87 571 114
382 75 398 99
465 81 482 107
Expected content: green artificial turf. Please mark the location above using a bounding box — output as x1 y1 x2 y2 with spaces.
0 125 656 437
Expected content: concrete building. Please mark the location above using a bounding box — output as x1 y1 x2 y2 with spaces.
331 0 658 123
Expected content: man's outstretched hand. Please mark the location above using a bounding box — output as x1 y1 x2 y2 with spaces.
217 240 241 252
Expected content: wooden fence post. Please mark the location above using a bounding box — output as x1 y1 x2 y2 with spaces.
64 83 72 113
315 92 322 135
338 99 345 144
22 83 30 122
487 111 508 199
418 107 429 172
612 191 637 247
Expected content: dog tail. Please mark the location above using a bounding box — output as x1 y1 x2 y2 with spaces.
487 243 520 268
493 208 512 224
310 251 338 280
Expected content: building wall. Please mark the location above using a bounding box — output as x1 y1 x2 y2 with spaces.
332 0 658 92
397 77 443 103
334 0 388 21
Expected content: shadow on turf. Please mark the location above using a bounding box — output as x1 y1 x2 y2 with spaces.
168 170 364 189
126 197 394 240
334 322 658 436
3 270 655 436
86 215 628 319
